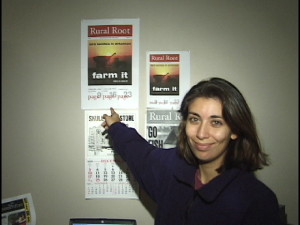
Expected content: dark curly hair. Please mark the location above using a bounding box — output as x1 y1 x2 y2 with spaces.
178 77 269 172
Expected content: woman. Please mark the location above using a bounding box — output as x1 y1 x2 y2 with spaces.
102 77 281 225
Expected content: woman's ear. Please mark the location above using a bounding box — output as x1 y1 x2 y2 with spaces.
231 133 238 140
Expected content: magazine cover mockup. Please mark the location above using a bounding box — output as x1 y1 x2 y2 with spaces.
147 51 190 109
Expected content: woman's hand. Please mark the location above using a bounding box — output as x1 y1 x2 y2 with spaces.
102 107 121 130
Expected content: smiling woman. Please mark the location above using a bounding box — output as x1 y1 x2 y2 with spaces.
185 97 238 176
178 78 267 172
101 77 283 225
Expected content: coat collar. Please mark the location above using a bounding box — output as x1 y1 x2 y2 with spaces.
197 168 243 202
174 155 245 203
173 152 197 186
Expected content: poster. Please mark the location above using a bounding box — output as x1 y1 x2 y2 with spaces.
81 19 140 109
147 51 190 109
85 110 139 199
2 193 36 225
145 109 181 148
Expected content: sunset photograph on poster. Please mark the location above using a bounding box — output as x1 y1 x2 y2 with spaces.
88 39 132 85
150 63 180 95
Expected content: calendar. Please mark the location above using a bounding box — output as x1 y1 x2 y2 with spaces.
85 110 139 199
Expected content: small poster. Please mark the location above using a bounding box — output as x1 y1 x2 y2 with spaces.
2 193 36 225
147 51 190 109
85 110 139 199
81 19 140 109
145 109 181 149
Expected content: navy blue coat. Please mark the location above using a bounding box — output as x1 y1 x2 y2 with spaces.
109 122 282 225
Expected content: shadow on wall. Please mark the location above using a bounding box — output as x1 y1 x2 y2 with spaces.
139 188 157 219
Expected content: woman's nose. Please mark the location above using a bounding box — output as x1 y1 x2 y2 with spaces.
196 122 209 140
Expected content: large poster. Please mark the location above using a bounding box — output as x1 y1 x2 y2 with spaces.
147 51 190 109
81 19 140 109
85 110 139 199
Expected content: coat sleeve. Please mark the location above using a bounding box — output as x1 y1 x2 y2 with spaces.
241 183 283 225
108 122 176 202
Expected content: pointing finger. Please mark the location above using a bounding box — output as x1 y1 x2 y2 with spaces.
110 107 116 115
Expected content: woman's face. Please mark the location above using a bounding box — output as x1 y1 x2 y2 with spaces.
185 97 237 167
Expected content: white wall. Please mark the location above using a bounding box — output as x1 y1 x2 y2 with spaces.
2 0 298 224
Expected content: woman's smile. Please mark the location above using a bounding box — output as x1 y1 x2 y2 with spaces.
195 142 215 151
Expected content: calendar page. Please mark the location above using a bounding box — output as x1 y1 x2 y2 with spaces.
85 110 139 199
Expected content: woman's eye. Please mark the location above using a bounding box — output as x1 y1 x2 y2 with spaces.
188 117 199 123
212 120 223 127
